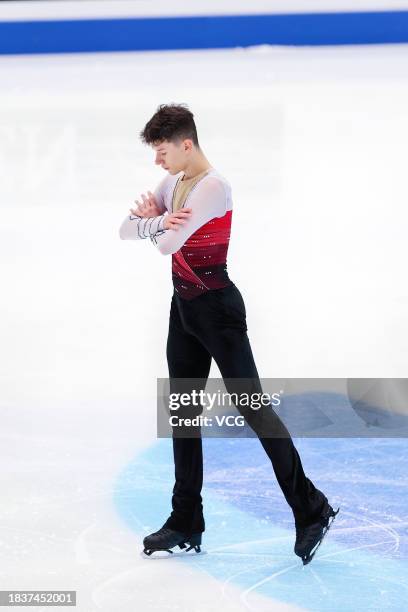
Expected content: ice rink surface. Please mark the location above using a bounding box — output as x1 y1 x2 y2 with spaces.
1 43 408 610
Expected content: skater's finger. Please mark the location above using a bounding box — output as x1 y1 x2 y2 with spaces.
141 194 152 207
172 217 188 225
172 210 191 217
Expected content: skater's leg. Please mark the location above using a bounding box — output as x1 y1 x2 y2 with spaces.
182 285 326 527
163 295 212 535
213 333 325 526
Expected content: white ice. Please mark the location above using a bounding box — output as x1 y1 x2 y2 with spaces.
1 43 408 611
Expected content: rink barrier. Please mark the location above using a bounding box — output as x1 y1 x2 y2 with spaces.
1 11 408 55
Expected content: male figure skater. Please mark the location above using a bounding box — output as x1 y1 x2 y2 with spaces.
119 103 339 564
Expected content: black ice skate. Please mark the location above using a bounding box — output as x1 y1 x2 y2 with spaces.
294 502 340 566
142 526 203 558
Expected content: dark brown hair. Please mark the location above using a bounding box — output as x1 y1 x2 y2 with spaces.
140 103 200 148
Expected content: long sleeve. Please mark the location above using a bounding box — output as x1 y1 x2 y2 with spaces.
119 212 167 240
118 175 169 241
153 177 227 256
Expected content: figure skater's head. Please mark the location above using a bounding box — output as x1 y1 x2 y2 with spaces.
140 103 203 175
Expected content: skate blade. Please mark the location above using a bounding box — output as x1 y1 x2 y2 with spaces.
302 507 340 566
140 547 207 560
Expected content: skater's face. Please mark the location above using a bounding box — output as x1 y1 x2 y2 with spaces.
152 139 193 175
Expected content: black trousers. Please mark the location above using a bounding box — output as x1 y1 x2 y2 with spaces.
163 283 326 536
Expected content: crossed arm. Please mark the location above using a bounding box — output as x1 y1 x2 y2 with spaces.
119 177 227 256
118 178 168 240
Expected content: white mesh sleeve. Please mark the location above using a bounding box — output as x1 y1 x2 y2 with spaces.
118 175 170 240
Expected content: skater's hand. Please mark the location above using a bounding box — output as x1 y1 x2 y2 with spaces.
130 191 161 218
163 209 192 230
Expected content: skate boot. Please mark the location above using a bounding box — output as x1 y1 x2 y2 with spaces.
294 500 340 565
142 526 202 558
